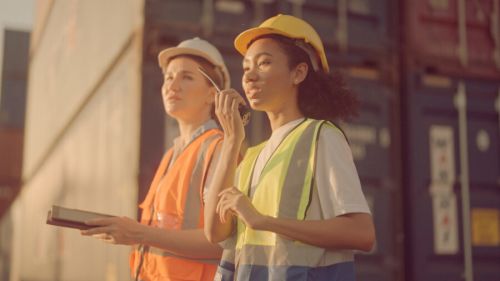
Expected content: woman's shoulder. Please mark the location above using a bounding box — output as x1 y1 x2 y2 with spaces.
313 120 350 150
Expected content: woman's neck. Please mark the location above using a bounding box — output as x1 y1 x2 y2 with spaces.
264 89 303 131
176 116 211 146
266 104 304 132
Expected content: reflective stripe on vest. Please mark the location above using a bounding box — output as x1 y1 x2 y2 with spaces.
130 129 222 280
234 119 353 273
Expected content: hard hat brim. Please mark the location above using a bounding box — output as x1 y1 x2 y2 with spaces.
158 47 230 89
234 27 295 56
234 26 330 73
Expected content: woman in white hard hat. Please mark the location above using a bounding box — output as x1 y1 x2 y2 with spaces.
204 15 375 281
82 37 229 281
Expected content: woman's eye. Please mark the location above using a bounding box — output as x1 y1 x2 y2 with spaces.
184 75 193 80
258 60 271 67
164 75 173 81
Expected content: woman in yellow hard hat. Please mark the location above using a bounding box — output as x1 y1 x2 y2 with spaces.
82 37 228 281
204 14 375 281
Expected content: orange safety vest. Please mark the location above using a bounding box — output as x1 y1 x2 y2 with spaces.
130 128 222 281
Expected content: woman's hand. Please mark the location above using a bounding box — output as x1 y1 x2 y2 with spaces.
81 216 144 245
215 89 246 145
216 187 266 229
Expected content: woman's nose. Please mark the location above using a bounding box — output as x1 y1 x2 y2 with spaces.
164 76 181 92
243 68 257 83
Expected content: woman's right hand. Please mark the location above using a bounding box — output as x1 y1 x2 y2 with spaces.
215 89 246 145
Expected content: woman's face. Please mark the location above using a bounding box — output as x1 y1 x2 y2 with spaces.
161 57 214 121
242 38 297 113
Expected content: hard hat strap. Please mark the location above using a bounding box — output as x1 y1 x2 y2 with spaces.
294 40 321 72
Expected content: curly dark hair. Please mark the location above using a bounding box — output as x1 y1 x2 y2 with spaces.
250 34 359 121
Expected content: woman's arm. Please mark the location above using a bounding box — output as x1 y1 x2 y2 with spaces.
259 213 375 252
203 89 246 243
81 217 222 259
217 187 375 252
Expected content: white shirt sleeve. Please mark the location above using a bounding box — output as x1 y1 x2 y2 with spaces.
315 125 371 218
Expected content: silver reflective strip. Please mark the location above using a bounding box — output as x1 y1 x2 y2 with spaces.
182 134 220 229
147 246 219 264
278 120 322 219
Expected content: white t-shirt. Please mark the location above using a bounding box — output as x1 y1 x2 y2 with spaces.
250 118 370 219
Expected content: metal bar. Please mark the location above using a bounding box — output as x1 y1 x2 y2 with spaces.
453 82 473 281
337 0 348 52
201 0 214 37
457 0 468 66
491 0 500 68
496 88 500 131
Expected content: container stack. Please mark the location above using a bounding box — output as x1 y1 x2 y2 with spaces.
402 0 500 280
1 1 498 280
0 30 29 219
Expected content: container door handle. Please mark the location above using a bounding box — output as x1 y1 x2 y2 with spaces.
453 82 474 281
457 0 468 66
337 0 348 52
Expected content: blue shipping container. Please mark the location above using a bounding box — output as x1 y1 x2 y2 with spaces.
404 69 500 281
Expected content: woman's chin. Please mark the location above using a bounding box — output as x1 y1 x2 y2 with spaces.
248 99 265 111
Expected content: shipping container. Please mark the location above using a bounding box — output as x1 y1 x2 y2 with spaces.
403 69 500 281
23 0 144 179
339 64 403 281
0 128 23 219
5 0 144 280
278 0 398 65
0 29 30 128
404 0 500 80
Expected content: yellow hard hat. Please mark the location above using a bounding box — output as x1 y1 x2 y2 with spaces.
234 14 329 73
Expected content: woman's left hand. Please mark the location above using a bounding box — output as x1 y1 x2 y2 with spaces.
216 187 266 229
81 216 144 245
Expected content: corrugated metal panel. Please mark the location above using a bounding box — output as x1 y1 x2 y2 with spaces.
405 0 500 79
0 29 30 128
342 65 402 281
10 37 142 281
24 0 144 179
404 70 500 281
8 0 145 280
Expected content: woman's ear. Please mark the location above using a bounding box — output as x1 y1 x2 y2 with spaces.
206 87 217 105
293 62 309 85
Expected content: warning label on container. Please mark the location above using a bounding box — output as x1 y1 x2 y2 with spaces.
472 208 500 247
429 125 455 188
433 192 459 254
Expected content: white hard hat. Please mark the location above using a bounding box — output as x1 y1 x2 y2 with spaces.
158 37 231 89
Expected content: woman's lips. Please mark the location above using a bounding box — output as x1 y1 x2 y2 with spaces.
166 95 181 102
246 87 261 99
